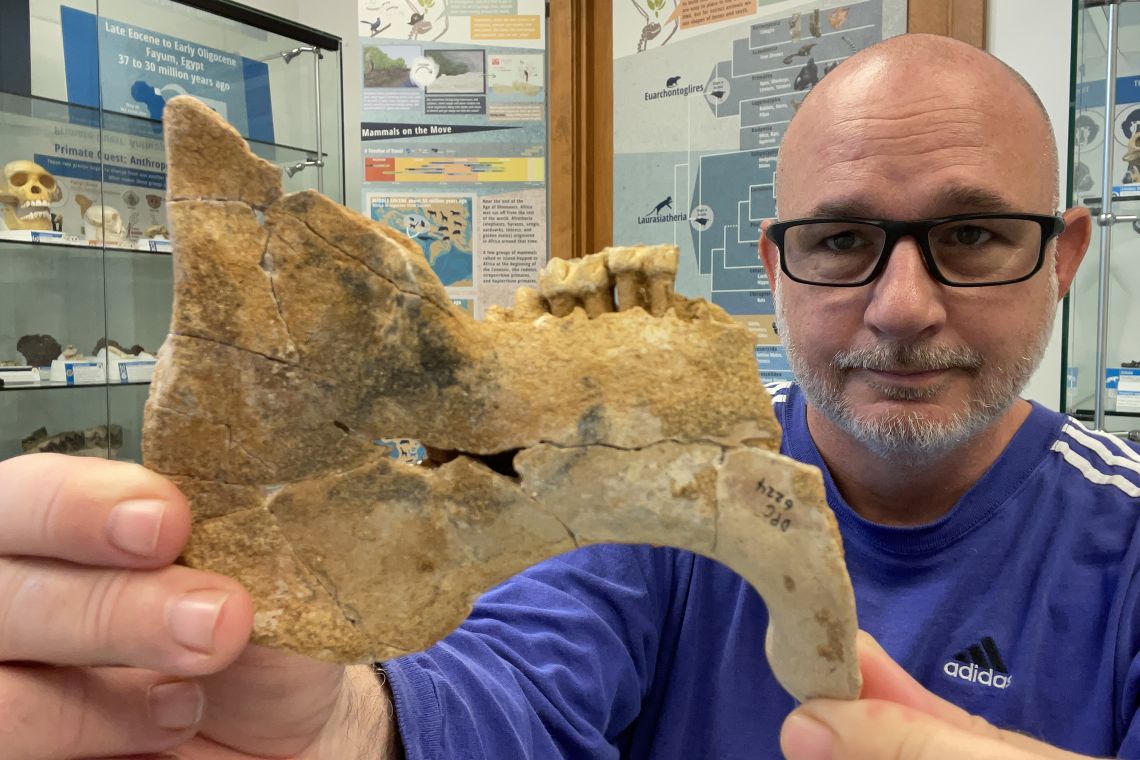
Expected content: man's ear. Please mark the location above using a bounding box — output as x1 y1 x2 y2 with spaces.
1054 207 1093 300
759 219 780 298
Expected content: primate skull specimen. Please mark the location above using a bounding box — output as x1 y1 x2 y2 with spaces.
143 97 862 702
75 194 126 243
0 160 61 231
1124 130 1140 184
85 205 125 243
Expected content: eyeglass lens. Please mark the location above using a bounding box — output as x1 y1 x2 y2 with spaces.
782 217 1045 285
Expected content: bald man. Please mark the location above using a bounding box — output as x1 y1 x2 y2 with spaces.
0 33 1134 760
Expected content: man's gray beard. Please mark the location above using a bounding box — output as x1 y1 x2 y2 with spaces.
775 271 1058 464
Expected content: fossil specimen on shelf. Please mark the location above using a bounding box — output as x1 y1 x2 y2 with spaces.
143 97 860 702
23 424 123 457
0 160 60 232
75 194 125 244
92 338 150 357
16 334 62 367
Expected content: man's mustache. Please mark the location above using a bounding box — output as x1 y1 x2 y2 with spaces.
832 343 984 373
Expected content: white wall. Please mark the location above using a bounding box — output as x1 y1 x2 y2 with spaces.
238 0 300 20
292 3 363 208
240 1 361 209
987 0 1074 410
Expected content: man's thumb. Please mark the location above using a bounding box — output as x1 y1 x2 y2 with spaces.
780 700 1047 760
781 632 1090 760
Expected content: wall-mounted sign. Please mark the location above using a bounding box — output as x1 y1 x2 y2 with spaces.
612 0 906 382
357 0 547 318
60 5 274 142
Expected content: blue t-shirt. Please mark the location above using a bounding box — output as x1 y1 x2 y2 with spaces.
385 383 1140 758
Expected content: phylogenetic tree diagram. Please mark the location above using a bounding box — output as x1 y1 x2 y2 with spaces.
686 2 881 317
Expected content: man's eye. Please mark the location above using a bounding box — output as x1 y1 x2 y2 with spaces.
950 225 991 246
824 232 862 251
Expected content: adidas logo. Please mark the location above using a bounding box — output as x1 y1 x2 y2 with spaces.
942 636 1012 690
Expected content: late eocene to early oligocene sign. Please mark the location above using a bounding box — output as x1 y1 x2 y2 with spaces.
142 96 861 702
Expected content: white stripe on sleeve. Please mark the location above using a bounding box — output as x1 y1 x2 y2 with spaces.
1051 441 1140 497
1061 423 1140 478
1069 417 1140 464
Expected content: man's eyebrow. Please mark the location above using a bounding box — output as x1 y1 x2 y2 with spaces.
928 185 1017 213
799 186 1018 220
803 200 876 218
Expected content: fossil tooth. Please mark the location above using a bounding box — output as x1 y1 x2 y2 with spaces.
538 256 578 316
605 244 679 316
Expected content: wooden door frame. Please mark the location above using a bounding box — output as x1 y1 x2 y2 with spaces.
908 0 985 46
548 1 613 260
548 0 986 261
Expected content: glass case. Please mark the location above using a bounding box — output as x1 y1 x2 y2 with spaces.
1066 0 1140 435
0 0 343 461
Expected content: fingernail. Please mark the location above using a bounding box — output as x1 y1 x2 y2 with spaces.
781 713 834 760
857 629 886 653
167 590 228 653
107 500 166 557
148 680 204 730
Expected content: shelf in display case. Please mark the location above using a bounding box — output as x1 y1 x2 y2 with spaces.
0 90 327 164
0 230 173 255
0 237 174 266
0 243 169 394
0 357 155 391
0 380 149 462
1081 195 1140 205
0 378 150 392
1074 408 1140 418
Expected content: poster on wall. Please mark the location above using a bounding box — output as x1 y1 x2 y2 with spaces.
0 102 169 250
612 0 905 382
357 0 547 320
1073 75 1140 199
58 5 275 143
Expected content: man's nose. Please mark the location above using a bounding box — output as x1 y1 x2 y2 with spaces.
863 236 947 341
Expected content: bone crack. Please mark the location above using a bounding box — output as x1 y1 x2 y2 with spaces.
170 331 338 386
281 207 458 317
261 239 301 353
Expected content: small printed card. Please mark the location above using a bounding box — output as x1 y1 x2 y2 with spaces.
136 237 172 253
51 359 105 385
0 229 65 243
115 359 156 383
1118 368 1140 413
0 366 41 385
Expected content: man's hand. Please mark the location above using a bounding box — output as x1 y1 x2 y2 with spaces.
780 632 1092 760
0 453 398 760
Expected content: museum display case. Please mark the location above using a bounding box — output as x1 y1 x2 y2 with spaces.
1065 0 1140 435
0 0 344 461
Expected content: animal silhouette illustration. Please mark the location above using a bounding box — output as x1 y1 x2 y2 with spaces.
782 43 817 65
361 17 392 36
794 59 819 91
649 196 674 215
666 75 682 87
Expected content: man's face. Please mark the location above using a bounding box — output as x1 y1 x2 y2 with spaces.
761 62 1082 461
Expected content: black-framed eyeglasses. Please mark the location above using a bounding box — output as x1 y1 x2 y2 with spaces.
764 213 1066 287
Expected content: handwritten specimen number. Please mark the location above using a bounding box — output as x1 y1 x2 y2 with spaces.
757 478 794 532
